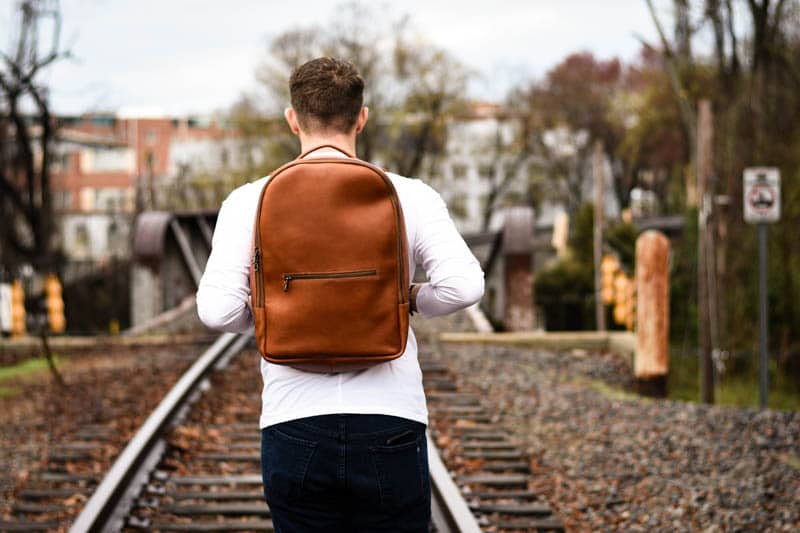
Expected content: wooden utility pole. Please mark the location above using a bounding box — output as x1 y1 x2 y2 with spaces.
593 141 606 331
697 99 714 404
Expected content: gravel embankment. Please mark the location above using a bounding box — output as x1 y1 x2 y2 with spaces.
412 313 800 532
0 341 204 515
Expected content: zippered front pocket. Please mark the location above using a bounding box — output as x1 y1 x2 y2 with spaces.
266 265 401 357
282 269 377 292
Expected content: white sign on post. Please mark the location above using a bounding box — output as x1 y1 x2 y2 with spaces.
744 167 781 224
0 283 11 334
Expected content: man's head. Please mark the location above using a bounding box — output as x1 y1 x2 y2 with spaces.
286 57 367 136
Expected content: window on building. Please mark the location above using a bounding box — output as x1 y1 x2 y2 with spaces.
107 221 120 256
144 151 158 171
79 187 96 212
451 164 467 180
478 163 494 180
52 153 69 172
74 223 90 258
91 116 115 127
449 193 469 219
145 130 159 144
123 188 136 213
57 191 73 211
500 191 525 208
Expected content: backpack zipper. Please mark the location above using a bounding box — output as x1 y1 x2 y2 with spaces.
282 269 377 292
253 247 263 307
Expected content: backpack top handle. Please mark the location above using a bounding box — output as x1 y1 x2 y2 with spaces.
297 144 354 159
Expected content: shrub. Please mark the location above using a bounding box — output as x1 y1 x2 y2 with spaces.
534 257 594 331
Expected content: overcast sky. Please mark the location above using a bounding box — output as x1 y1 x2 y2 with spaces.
2 0 668 116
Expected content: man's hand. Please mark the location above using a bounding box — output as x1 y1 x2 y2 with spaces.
409 283 423 315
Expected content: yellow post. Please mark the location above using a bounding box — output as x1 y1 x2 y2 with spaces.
625 278 636 332
45 273 66 334
612 272 631 327
600 255 619 305
10 280 26 338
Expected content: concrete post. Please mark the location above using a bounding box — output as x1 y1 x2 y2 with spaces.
503 207 535 331
634 230 670 396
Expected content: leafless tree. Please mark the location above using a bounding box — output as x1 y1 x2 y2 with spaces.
238 3 467 179
0 0 70 270
645 0 800 367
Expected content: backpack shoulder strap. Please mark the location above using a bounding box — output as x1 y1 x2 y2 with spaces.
297 144 354 159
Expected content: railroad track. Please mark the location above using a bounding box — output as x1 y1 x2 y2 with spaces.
421 357 563 532
3 332 563 532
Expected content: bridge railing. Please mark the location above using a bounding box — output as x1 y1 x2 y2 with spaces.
130 207 548 333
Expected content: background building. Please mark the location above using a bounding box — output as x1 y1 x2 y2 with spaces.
50 112 248 265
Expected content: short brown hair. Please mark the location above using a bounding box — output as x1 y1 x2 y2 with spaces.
289 57 364 133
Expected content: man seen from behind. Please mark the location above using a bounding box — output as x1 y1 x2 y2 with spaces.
197 57 485 532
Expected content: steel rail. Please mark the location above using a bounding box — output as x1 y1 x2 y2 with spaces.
428 430 483 533
70 331 482 532
69 332 249 533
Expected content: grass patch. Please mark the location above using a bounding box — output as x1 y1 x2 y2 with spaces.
575 377 648 403
0 385 22 397
0 356 64 384
668 348 800 411
667 351 701 402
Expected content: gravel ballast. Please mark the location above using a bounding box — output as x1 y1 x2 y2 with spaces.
412 313 799 531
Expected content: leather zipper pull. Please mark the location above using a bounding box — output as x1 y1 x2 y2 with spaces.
252 249 261 272
283 275 292 292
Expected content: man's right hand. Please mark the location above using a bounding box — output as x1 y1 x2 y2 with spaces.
409 283 423 315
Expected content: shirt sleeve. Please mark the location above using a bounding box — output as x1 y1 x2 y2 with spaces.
413 182 485 318
196 183 257 333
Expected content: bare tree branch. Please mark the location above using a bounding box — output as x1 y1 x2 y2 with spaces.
0 172 28 213
644 0 698 150
706 0 727 75
0 0 66 268
725 0 740 75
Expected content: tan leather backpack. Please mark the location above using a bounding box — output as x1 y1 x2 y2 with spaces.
249 144 410 372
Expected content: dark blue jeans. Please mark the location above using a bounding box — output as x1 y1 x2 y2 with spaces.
261 414 430 532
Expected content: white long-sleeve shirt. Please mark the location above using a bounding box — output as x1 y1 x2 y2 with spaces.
196 148 485 428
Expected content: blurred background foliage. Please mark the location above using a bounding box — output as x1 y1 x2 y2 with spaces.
1 0 798 407
531 0 800 389
228 3 467 179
